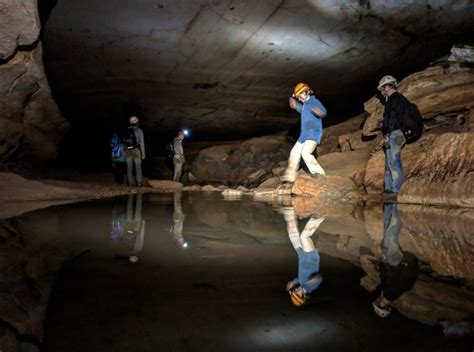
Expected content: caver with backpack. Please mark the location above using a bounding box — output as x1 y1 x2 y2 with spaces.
124 116 146 187
110 133 126 184
377 75 424 199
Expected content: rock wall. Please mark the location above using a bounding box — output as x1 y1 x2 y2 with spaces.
0 0 68 165
192 134 291 186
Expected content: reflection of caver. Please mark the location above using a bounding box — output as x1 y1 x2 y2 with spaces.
111 194 146 263
170 191 187 248
372 202 419 317
281 207 325 307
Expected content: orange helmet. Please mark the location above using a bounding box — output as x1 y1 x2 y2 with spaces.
293 82 311 97
289 288 308 307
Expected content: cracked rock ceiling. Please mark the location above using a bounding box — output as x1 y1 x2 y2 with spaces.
42 0 474 141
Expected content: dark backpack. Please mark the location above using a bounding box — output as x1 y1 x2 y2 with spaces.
400 101 424 143
123 127 139 149
165 141 174 159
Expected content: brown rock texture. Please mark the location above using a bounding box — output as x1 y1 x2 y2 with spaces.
364 133 474 207
192 134 291 186
318 114 366 155
0 1 68 164
0 0 40 60
0 44 69 163
148 179 183 190
291 173 361 202
363 65 474 136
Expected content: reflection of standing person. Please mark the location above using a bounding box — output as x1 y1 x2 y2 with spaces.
281 207 325 307
173 131 185 182
372 202 419 318
110 194 146 263
281 83 326 183
170 191 187 248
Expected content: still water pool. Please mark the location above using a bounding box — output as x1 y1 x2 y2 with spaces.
4 192 473 351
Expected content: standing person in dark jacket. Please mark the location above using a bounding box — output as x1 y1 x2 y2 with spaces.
377 75 408 198
173 131 185 182
124 116 145 187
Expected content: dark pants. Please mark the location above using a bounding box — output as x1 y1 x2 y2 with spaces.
112 161 126 184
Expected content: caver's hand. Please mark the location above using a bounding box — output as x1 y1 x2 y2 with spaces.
289 97 297 109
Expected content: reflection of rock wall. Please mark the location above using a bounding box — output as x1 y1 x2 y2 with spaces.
0 219 72 351
360 255 474 326
0 0 69 164
364 204 474 279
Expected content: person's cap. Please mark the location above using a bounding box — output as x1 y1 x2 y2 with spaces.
130 116 139 124
377 75 397 89
372 301 392 318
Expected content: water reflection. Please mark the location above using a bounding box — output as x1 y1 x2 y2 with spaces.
0 193 472 351
281 207 325 307
372 202 419 318
170 191 187 248
110 194 145 263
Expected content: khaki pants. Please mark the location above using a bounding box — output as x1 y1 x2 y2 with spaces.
282 140 325 182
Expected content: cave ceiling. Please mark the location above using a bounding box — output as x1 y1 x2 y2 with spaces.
42 0 474 140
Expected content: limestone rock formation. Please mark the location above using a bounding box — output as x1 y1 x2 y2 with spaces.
0 0 40 60
364 133 474 207
0 0 68 164
42 1 474 143
317 114 366 156
192 134 291 186
291 173 361 203
148 179 183 190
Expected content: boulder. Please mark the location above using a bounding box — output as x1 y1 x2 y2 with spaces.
148 179 183 190
319 148 372 188
291 173 361 202
192 134 291 186
364 133 474 207
258 177 280 189
318 113 367 155
363 64 474 136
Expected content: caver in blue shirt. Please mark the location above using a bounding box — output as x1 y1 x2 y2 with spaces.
295 95 326 144
289 248 323 294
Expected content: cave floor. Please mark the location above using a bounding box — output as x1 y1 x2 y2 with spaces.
10 193 473 351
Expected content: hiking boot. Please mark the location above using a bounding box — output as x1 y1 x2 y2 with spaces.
279 175 295 184
383 190 398 199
